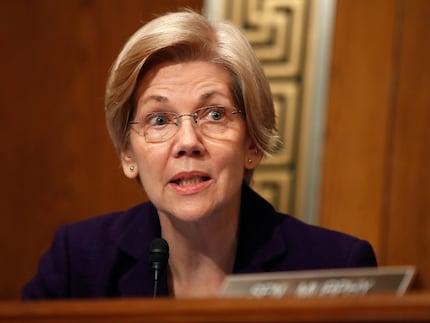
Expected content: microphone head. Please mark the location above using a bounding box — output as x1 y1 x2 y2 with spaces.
149 238 169 273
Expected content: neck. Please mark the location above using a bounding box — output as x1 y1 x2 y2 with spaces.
167 238 237 298
158 208 240 297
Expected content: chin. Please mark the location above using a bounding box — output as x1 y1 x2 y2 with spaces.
168 205 216 223
173 211 212 223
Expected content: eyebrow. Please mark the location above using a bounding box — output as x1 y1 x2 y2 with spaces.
142 91 228 105
141 95 169 105
199 90 229 102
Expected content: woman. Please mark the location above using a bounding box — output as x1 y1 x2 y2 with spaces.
23 10 377 299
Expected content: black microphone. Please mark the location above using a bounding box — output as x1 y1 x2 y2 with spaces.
149 238 169 298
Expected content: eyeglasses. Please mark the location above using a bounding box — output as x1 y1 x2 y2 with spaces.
128 105 243 143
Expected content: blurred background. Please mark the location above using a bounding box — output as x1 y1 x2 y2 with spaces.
1 0 429 299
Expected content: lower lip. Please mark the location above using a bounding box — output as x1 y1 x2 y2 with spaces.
168 179 212 195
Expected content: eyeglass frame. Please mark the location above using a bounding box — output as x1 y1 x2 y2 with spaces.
128 105 244 143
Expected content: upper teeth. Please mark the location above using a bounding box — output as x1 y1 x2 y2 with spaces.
177 176 202 186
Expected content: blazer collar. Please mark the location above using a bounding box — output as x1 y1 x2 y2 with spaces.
112 203 169 297
112 183 288 296
233 184 288 273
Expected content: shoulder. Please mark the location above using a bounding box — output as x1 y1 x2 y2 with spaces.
52 203 159 257
277 213 359 246
58 202 157 244
22 202 158 299
240 184 377 270
276 213 378 268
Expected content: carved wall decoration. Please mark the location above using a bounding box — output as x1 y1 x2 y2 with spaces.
217 0 309 215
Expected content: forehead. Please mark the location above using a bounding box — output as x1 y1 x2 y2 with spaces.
135 61 233 104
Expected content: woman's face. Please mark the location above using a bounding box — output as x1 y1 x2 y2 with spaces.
121 61 260 223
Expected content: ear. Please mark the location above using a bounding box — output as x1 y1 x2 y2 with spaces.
121 149 138 179
244 140 263 170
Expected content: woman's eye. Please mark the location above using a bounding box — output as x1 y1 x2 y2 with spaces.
206 107 225 121
147 113 169 126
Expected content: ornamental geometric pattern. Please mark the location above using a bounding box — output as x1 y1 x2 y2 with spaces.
220 0 309 215
224 0 306 77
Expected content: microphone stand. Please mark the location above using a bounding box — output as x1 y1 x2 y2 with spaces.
149 238 169 298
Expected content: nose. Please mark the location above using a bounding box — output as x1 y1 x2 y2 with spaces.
173 117 205 157
174 113 198 126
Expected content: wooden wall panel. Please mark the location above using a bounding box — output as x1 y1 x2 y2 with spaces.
0 0 202 300
320 0 430 289
383 0 430 289
319 0 398 256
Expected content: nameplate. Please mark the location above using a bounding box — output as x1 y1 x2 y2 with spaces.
219 266 415 298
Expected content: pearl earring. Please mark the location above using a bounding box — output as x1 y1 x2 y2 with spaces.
129 165 135 171
248 159 253 164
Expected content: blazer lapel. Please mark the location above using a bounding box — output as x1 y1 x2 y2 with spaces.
234 184 288 273
111 184 287 296
111 203 169 297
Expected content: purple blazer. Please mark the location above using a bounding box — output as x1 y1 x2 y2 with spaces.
22 184 377 299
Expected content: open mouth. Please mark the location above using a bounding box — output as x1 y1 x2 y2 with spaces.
172 176 211 187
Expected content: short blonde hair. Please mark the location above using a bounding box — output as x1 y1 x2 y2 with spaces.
105 10 279 183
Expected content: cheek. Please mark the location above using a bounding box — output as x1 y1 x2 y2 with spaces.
213 140 248 169
132 142 170 177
